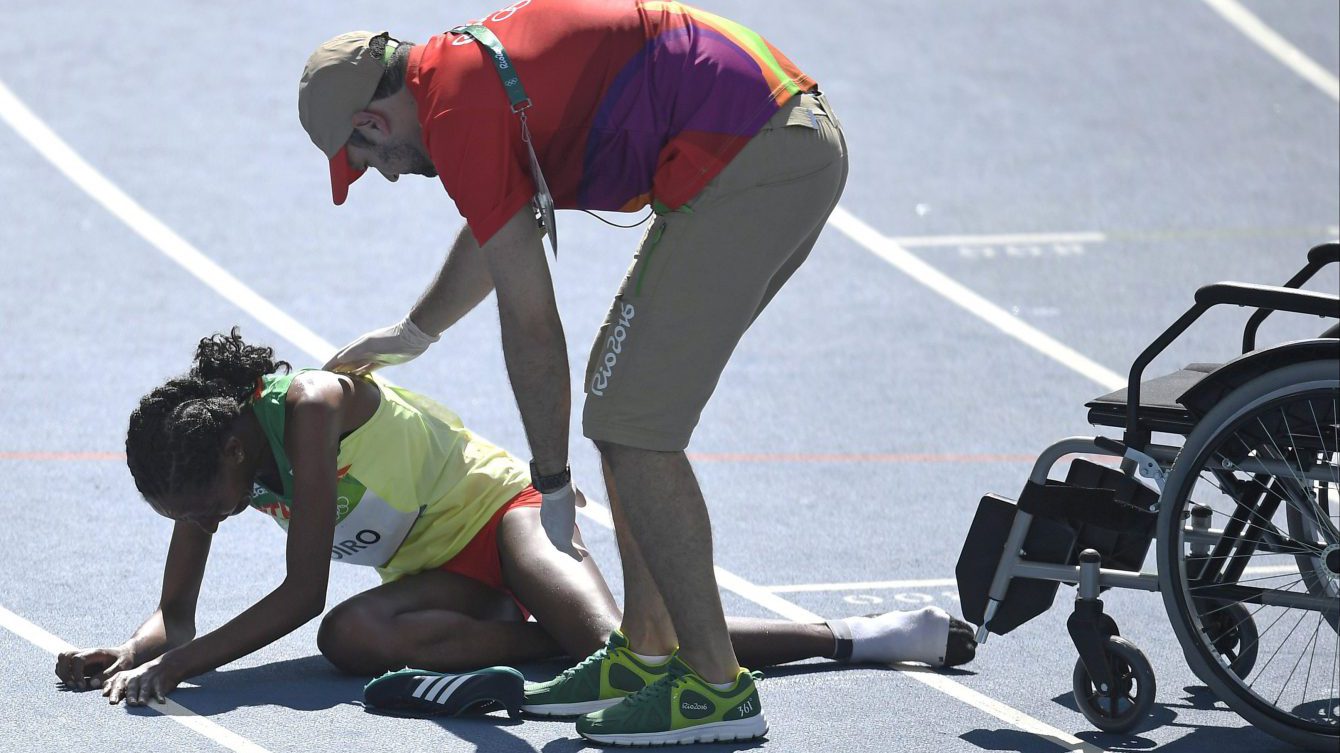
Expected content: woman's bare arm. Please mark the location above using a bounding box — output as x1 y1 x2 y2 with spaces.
103 372 350 704
55 520 211 689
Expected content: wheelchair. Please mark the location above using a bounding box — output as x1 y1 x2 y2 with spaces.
957 242 1339 750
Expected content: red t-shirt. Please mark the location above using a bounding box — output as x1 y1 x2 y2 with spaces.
406 0 815 245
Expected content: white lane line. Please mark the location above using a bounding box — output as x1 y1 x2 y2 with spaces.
0 604 75 656
2 79 1102 753
830 207 1125 391
767 578 959 593
0 605 273 753
0 80 337 362
898 664 1110 753
1201 0 1340 102
893 231 1106 248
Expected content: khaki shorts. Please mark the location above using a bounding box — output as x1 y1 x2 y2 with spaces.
582 91 849 451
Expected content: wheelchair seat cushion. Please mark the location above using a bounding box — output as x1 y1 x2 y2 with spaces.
1085 363 1220 434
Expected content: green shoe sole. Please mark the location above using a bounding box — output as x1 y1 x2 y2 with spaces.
579 715 769 746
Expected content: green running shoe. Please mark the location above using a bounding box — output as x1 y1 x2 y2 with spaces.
576 656 768 746
523 630 670 717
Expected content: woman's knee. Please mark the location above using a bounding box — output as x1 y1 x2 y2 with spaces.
319 597 507 674
317 599 393 675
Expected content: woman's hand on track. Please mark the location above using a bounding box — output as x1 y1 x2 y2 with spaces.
55 646 133 691
101 656 181 706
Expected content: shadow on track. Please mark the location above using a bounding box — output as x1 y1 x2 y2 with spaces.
133 655 362 715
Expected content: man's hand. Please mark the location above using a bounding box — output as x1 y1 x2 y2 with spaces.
55 646 134 691
540 483 588 559
323 316 439 375
102 655 183 706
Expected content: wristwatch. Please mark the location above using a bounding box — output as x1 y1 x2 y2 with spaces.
530 460 571 494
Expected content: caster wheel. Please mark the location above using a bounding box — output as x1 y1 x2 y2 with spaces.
1072 635 1156 733
1198 599 1259 679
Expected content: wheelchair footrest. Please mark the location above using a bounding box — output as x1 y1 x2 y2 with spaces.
956 493 1072 635
1018 482 1156 539
1028 460 1159 573
956 460 1160 635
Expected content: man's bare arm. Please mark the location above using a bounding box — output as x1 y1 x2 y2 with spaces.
323 224 495 372
409 224 496 336
480 206 570 475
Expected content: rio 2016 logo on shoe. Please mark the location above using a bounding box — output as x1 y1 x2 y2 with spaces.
590 302 636 397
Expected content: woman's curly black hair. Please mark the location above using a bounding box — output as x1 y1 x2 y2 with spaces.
126 328 289 502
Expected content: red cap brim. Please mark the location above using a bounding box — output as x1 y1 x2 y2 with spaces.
329 145 367 206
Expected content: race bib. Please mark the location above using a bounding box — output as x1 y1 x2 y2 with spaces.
250 470 422 567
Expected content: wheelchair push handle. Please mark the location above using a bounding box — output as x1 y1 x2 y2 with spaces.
1242 242 1340 352
1307 240 1339 266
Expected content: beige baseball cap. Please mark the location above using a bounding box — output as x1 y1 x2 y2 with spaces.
298 31 394 205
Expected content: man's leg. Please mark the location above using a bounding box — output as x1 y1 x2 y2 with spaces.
599 442 739 683
603 455 679 656
574 92 848 744
501 498 681 717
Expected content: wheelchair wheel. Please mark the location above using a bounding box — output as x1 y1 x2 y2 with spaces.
1157 359 1339 752
1071 636 1156 733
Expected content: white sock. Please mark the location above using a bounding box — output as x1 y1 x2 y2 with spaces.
831 606 951 666
707 679 735 691
631 651 671 664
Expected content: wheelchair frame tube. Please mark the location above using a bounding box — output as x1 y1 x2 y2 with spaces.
1026 437 1115 484
1230 456 1340 483
980 438 1121 642
994 559 1333 622
1013 561 1160 593
1013 563 1340 613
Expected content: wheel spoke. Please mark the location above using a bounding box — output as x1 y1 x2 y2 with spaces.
1261 410 1333 541
1250 608 1309 694
1298 611 1322 713
1188 572 1307 590
1274 611 1324 706
1192 467 1326 555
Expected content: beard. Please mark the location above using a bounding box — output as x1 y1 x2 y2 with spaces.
377 140 437 178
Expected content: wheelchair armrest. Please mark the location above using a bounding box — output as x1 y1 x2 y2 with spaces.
1195 283 1339 318
1125 282 1337 442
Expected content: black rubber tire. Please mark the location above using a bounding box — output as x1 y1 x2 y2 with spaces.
1071 635 1157 734
1157 359 1339 752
